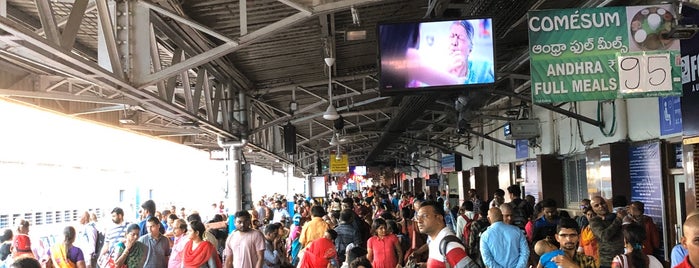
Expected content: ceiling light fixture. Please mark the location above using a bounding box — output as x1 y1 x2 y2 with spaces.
323 57 340 120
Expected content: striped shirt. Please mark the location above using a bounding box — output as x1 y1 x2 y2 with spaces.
106 222 129 246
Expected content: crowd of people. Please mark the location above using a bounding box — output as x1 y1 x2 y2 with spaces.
1 185 698 268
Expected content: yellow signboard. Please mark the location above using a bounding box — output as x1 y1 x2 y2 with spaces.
329 153 349 173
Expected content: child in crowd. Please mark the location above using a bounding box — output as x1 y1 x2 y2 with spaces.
534 238 557 257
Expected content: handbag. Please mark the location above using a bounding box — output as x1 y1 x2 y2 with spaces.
97 247 120 268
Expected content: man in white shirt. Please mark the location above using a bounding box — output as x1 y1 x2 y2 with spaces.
271 201 289 225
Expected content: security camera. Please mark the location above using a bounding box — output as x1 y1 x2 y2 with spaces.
662 24 699 40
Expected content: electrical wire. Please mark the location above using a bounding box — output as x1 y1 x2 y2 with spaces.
597 101 617 137
573 102 592 148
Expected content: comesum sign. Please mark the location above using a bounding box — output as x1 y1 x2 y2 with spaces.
528 5 682 103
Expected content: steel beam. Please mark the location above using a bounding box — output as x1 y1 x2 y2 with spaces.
34 0 60 44
138 0 379 88
95 0 124 79
59 0 89 50
138 1 234 43
0 16 236 139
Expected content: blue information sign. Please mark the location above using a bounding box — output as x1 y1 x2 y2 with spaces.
658 96 682 136
628 142 666 257
516 140 529 159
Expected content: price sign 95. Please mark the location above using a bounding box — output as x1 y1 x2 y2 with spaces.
618 53 673 94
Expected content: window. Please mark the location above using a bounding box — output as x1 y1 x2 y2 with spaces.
563 154 588 208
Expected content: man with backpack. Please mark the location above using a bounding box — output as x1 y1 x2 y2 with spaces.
77 211 100 268
507 185 532 230
416 201 478 268
455 201 477 244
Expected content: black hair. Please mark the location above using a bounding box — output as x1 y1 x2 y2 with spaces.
264 223 282 236
559 211 571 219
0 229 13 243
111 207 124 216
342 198 354 206
326 229 338 241
10 257 41 268
168 214 179 221
556 218 580 234
189 220 206 240
340 209 354 223
386 220 399 235
347 246 368 264
478 202 489 218
379 211 395 220
63 226 76 243
186 213 202 223
234 210 251 219
371 218 387 235
349 257 372 268
141 200 156 216
461 200 474 212
630 201 645 214
311 205 326 217
126 223 140 234
401 207 412 220
541 198 557 208
507 185 521 197
146 215 161 228
623 223 646 268
419 200 445 217
494 189 505 197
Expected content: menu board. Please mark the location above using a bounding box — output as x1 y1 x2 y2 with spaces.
528 4 682 103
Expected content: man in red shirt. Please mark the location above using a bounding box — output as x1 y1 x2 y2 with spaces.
676 214 699 268
417 201 477 268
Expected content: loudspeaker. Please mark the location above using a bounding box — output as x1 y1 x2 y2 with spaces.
316 157 322 175
283 123 296 154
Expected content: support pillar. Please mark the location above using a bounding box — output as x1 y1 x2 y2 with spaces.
306 175 312 198
218 137 247 213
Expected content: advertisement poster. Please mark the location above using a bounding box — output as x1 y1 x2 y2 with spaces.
681 6 699 139
528 5 682 103
628 142 666 257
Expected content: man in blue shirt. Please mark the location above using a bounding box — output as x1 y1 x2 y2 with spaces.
137 200 166 237
480 207 529 268
533 198 561 244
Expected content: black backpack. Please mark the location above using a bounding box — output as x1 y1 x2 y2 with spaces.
94 229 105 257
510 199 531 229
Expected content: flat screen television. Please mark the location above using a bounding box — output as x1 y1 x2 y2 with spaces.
378 18 496 94
350 165 367 176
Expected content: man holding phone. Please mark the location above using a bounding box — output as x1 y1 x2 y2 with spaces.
589 196 625 268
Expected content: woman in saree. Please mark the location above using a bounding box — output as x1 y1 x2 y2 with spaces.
113 224 147 268
182 220 221 268
43 226 86 268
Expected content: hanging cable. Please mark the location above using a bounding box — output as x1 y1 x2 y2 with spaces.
573 102 593 148
597 101 616 137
